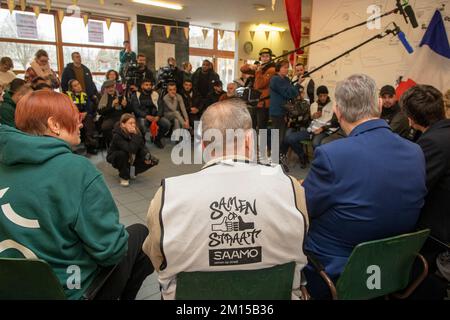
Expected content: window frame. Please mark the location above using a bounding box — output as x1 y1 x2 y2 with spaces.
189 27 234 73
0 5 129 79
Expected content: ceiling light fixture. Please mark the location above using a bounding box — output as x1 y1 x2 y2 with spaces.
254 4 266 11
255 24 285 32
132 0 183 10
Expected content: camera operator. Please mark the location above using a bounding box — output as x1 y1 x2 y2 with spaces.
127 54 155 92
119 40 137 81
98 79 132 144
130 78 169 149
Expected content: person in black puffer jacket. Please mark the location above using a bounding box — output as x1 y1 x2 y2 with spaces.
107 113 158 186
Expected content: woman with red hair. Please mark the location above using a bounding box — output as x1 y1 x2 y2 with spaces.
0 91 154 300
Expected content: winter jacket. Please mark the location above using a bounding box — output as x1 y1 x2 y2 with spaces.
0 125 128 299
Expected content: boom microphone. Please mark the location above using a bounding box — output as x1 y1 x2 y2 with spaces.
394 23 414 54
403 2 419 28
396 0 419 28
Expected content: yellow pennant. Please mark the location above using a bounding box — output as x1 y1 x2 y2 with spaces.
105 18 112 30
57 10 64 24
72 0 78 5
202 28 209 40
279 30 285 40
183 27 189 40
164 26 171 39
272 0 276 11
249 31 255 41
20 0 27 11
145 24 152 37
99 0 105 4
218 30 225 39
235 30 240 38
127 21 134 34
265 31 270 41
7 0 15 14
33 5 40 18
82 14 89 26
45 0 51 12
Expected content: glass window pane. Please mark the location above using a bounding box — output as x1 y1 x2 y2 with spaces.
61 17 124 46
0 9 56 41
0 43 57 71
217 58 235 88
93 74 107 92
218 31 235 51
189 26 213 49
63 46 121 73
189 56 213 72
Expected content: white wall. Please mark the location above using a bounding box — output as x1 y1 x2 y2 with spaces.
308 0 450 97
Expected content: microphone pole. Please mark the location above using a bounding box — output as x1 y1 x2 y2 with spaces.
294 26 398 82
265 6 401 66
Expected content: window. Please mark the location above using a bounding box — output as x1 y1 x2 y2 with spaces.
0 9 56 41
217 58 235 87
189 26 213 49
61 17 124 46
218 31 235 51
63 46 121 73
0 43 58 70
0 7 128 79
189 27 236 87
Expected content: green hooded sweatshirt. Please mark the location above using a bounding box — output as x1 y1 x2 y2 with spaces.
0 125 128 299
0 92 16 128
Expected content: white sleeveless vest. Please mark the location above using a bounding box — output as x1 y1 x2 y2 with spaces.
157 159 308 299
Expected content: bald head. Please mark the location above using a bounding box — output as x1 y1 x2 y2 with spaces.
200 98 253 158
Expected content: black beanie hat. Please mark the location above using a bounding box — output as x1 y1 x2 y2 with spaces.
317 85 329 95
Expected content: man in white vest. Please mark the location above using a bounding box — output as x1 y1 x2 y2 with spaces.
143 98 309 300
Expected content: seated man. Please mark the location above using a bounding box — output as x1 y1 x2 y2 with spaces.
206 80 225 108
401 85 450 247
66 79 98 155
143 99 309 300
219 82 237 101
130 78 169 149
308 86 334 148
380 85 410 138
159 82 189 132
303 74 427 299
180 79 203 129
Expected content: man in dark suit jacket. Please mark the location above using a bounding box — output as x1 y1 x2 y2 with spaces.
303 74 427 299
401 85 450 245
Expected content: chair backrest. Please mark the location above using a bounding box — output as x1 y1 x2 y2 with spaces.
175 262 296 300
0 258 66 300
336 229 430 300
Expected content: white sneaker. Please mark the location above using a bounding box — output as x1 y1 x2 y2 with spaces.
120 179 130 187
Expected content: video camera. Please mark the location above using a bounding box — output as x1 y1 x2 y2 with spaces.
156 65 177 91
236 86 261 107
123 61 142 87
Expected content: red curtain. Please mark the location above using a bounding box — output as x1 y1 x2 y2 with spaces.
284 0 302 65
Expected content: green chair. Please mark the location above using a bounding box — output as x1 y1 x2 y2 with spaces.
308 229 430 300
0 258 116 300
176 262 296 300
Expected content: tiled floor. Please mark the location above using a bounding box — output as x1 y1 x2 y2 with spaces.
88 138 310 300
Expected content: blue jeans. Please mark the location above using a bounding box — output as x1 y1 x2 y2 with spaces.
282 130 311 157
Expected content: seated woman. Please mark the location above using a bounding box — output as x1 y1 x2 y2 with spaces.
0 91 154 299
107 113 159 187
101 70 124 96
25 49 60 89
